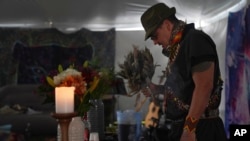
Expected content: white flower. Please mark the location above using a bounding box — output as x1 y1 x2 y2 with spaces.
53 68 82 85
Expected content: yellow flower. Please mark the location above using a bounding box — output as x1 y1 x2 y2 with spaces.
89 76 100 93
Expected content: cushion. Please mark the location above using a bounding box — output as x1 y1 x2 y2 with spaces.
0 84 53 111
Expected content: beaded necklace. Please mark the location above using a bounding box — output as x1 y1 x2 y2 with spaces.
164 21 185 76
162 21 190 112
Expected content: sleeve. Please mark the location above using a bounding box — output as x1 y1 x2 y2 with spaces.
188 30 217 67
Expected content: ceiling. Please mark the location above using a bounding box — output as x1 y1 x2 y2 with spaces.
0 0 248 32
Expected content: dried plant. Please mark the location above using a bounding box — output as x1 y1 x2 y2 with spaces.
117 45 159 96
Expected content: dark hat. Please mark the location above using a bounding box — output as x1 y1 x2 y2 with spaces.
141 3 176 40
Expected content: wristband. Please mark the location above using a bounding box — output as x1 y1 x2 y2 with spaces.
183 116 199 133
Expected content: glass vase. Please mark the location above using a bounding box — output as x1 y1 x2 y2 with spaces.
87 99 105 140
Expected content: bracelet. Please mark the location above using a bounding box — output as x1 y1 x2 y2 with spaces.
183 116 199 133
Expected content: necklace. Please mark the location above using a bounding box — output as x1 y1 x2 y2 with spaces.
168 31 182 63
164 21 185 76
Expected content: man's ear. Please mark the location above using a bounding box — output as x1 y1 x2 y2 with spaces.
164 19 174 31
162 19 171 30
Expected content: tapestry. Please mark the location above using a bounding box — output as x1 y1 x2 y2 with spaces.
0 28 115 85
225 5 250 137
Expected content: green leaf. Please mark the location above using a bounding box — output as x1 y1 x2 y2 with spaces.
58 64 64 73
83 61 89 67
46 76 55 87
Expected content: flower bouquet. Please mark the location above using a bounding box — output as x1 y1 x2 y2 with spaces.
37 59 115 116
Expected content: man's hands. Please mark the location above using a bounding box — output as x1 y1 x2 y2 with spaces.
140 86 152 97
140 81 161 97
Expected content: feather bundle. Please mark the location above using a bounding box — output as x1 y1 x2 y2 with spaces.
117 45 158 96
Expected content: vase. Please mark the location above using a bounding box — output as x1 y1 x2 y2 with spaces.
87 99 105 140
69 116 85 141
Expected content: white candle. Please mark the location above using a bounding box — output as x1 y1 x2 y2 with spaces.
55 86 75 113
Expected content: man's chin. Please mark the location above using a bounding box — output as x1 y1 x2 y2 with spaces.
162 45 167 49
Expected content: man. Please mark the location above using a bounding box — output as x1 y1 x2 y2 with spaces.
140 3 227 141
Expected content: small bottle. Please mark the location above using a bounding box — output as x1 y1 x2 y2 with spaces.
57 125 61 141
83 113 91 141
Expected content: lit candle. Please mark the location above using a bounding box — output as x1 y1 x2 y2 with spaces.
55 86 75 113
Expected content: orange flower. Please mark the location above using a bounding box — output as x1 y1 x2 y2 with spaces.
58 75 87 95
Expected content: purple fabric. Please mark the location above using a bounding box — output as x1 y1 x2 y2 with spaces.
225 5 250 138
0 28 115 86
13 42 93 84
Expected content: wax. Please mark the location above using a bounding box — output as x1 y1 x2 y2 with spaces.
55 87 75 113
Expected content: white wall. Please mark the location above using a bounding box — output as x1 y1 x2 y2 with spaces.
202 18 228 123
114 30 168 117
114 18 228 122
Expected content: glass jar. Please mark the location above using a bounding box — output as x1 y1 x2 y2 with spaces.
87 99 105 140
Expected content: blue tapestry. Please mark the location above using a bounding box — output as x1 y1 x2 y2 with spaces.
12 42 93 84
225 5 250 137
0 28 115 85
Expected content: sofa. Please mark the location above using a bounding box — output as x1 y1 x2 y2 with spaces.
0 84 57 137
0 84 150 139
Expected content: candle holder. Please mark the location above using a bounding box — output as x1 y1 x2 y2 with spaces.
51 112 77 141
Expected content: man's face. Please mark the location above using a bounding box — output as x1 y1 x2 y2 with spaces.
150 20 172 49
